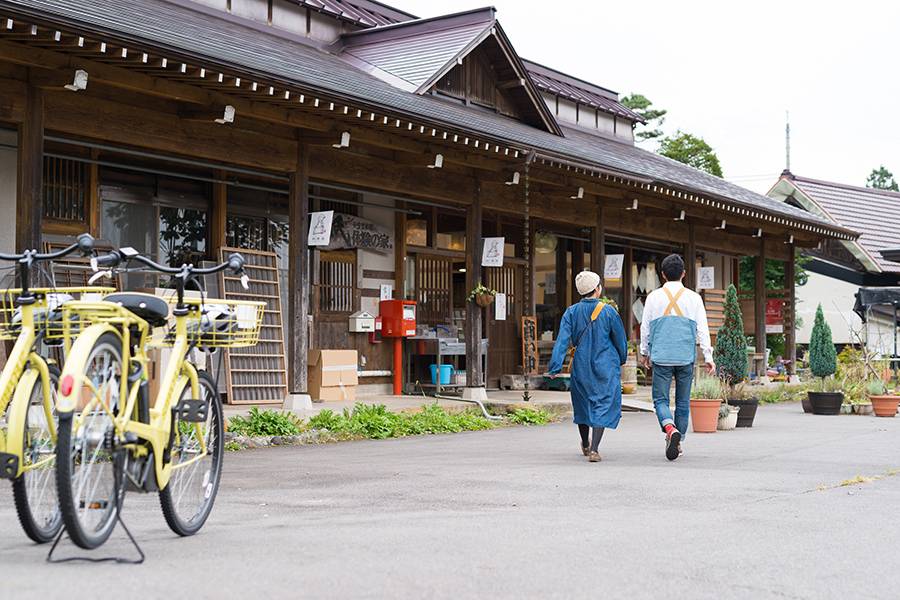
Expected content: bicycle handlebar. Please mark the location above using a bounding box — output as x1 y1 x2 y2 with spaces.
0 233 95 262
92 249 246 278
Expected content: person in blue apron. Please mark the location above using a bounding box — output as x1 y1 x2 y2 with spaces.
639 254 716 461
548 271 628 463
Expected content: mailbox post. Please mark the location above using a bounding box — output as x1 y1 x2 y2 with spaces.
380 300 417 395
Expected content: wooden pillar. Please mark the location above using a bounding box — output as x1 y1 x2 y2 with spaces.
288 140 310 395
211 170 227 254
394 209 406 299
755 237 767 374
465 188 484 388
556 239 569 314
526 218 536 317
571 239 584 300
623 246 634 340
591 204 605 277
785 243 796 375
16 84 42 252
684 223 697 290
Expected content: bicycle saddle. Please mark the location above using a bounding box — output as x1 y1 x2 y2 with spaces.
103 292 170 327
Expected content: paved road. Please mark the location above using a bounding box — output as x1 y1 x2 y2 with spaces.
2 403 899 599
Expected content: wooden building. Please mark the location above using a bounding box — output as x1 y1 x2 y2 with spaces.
0 0 857 401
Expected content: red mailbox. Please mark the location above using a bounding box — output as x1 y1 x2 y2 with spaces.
379 300 417 395
380 300 416 338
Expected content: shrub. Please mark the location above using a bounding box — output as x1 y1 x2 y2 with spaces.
809 304 836 379
307 403 497 439
690 377 723 400
507 407 551 425
227 407 304 437
714 285 748 387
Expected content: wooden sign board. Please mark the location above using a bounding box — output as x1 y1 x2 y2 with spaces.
521 316 539 375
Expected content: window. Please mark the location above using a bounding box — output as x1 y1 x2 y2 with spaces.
43 156 87 222
159 207 207 267
317 250 357 314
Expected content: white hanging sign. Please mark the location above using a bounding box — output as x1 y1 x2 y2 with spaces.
307 210 334 246
697 266 715 290
481 237 505 267
494 293 507 321
380 284 394 301
604 254 625 281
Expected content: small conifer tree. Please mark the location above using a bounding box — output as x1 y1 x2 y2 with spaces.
714 284 748 387
809 304 837 379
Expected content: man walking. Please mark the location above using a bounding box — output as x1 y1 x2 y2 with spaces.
640 254 715 461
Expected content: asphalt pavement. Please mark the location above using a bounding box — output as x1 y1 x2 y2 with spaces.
2 402 899 599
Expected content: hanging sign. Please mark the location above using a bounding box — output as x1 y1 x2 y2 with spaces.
481 237 505 267
325 214 393 254
604 254 624 281
766 299 784 334
494 292 507 321
697 266 715 290
307 210 334 246
380 284 394 301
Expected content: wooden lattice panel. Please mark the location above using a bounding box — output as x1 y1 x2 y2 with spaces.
43 241 119 289
219 247 287 405
703 289 726 341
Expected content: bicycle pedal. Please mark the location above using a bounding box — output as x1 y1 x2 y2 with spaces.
0 452 18 479
175 399 208 423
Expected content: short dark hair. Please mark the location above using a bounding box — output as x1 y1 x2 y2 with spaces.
661 254 685 281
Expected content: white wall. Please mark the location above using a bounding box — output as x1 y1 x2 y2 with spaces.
795 271 896 354
0 129 17 255
231 0 268 23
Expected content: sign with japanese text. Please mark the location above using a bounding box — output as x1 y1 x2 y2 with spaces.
307 210 334 246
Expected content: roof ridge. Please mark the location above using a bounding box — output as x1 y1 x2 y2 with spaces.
791 173 900 199
341 6 495 40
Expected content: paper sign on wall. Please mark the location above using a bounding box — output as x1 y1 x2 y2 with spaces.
495 293 507 321
604 254 624 281
481 237 505 267
380 284 394 301
307 210 334 246
697 266 715 290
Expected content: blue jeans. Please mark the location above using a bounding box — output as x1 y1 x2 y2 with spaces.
652 363 694 438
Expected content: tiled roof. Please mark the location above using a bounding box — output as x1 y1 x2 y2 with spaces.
291 0 413 27
0 0 856 239
772 174 900 273
339 8 497 92
523 59 644 123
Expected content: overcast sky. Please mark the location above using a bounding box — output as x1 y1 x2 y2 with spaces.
398 0 899 194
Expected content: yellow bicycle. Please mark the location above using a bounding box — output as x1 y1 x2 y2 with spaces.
54 247 261 549
0 234 104 543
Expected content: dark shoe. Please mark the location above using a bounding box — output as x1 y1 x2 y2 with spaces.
666 430 682 461
581 445 590 457
589 451 601 462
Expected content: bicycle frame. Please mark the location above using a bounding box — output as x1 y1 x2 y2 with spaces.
57 300 204 491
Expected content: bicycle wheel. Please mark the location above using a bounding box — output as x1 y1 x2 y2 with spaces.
159 370 223 537
56 332 125 550
12 365 63 543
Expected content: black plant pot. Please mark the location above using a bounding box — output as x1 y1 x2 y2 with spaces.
807 391 844 415
728 398 759 427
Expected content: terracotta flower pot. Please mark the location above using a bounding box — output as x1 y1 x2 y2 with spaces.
690 398 721 433
869 395 899 418
474 293 494 308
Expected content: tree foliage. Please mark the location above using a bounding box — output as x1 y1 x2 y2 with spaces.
738 255 810 292
620 93 666 142
714 284 748 386
657 130 723 177
808 304 837 379
866 165 898 191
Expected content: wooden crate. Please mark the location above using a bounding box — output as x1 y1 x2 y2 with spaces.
219 247 287 405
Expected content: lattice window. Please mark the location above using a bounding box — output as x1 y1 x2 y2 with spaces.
317 250 357 314
43 156 87 222
415 254 453 326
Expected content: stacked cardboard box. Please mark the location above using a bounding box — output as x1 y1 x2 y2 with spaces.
308 349 358 402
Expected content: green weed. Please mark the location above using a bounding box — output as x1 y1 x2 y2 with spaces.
227 407 305 437
506 407 552 425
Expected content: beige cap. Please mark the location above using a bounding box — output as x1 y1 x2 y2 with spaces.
575 270 602 296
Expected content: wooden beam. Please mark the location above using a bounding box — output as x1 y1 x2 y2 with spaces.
785 243 796 376
685 222 697 289
571 239 584 301
87 148 100 236
465 186 484 388
211 170 227 254
754 236 767 374
394 208 406 299
623 246 634 340
16 82 42 252
288 140 310 395
0 76 26 122
591 203 605 275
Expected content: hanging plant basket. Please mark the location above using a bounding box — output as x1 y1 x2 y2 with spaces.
475 293 495 308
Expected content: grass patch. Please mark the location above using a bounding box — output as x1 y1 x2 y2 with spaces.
224 440 242 452
817 468 900 491
758 384 808 404
308 403 497 439
227 407 305 437
506 407 552 425
840 475 876 487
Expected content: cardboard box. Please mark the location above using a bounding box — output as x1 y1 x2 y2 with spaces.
308 349 358 402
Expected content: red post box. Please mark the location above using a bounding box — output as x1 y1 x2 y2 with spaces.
379 300 416 338
379 300 416 395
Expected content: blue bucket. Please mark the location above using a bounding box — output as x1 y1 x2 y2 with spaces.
430 364 453 385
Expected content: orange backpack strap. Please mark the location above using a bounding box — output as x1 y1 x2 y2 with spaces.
591 301 605 322
662 287 685 317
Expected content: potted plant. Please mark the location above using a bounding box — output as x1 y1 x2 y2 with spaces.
867 379 899 418
717 396 739 431
714 285 758 427
807 304 842 415
621 341 638 394
690 376 722 433
468 283 497 308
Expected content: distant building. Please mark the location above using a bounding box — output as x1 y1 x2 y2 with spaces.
768 171 898 354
